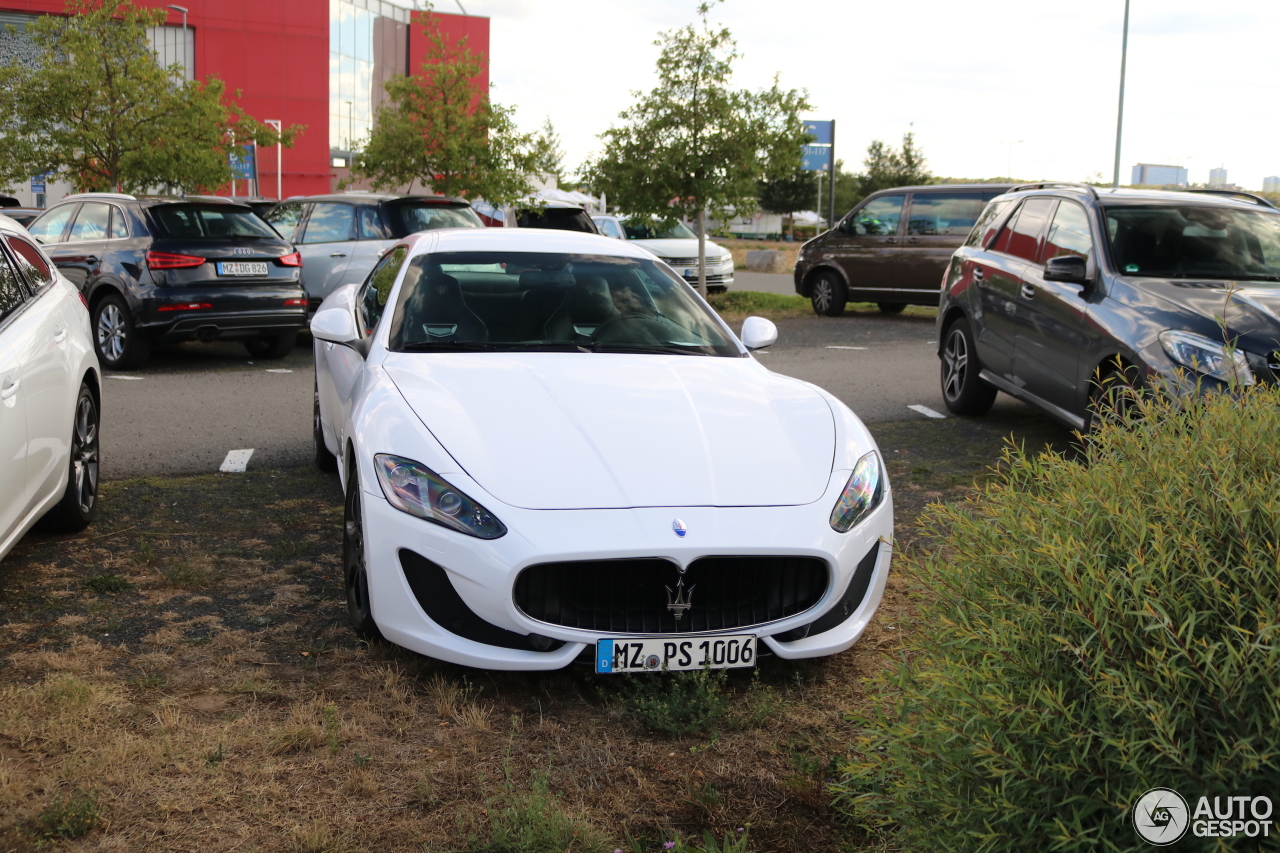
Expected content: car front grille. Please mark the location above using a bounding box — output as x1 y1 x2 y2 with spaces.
661 256 727 268
513 556 829 634
681 272 732 283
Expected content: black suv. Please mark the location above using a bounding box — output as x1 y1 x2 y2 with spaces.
26 193 305 369
795 184 1014 316
937 183 1280 429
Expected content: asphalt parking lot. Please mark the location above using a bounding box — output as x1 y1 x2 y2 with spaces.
96 299 1067 480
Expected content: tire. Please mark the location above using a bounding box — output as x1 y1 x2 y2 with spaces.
877 302 906 314
940 316 997 415
1086 362 1144 434
343 462 381 640
92 293 151 370
313 378 337 471
244 332 296 360
809 271 846 317
39 382 100 533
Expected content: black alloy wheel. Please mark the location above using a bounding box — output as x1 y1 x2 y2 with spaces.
343 462 380 639
877 302 906 314
244 332 297 360
940 317 997 415
314 378 337 471
92 293 151 370
809 271 847 317
40 382 100 532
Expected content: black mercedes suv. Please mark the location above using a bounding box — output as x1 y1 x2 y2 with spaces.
937 183 1280 429
27 193 306 369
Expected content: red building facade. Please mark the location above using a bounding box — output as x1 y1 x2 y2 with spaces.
0 0 488 200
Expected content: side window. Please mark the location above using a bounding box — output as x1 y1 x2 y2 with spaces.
597 219 622 239
6 235 53 289
266 203 305 241
301 203 355 244
359 207 390 240
0 249 27 323
965 200 1012 248
906 193 986 236
1040 201 1093 263
850 195 904 236
358 246 408 336
993 198 1055 262
27 205 76 245
108 207 130 239
67 202 111 241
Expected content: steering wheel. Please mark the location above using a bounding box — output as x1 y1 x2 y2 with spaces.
589 312 658 342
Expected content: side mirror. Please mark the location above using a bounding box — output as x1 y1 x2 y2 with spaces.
310 284 360 345
1043 255 1089 284
741 315 778 350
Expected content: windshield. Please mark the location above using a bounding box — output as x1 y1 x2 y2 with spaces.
387 251 739 356
149 204 279 239
623 220 697 240
386 203 483 238
1105 206 1280 281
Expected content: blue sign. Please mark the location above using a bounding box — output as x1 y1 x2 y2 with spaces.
30 173 47 192
229 144 256 181
803 120 833 145
802 145 831 171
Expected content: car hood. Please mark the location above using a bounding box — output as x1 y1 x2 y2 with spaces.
631 238 728 260
384 354 835 510
1115 278 1280 353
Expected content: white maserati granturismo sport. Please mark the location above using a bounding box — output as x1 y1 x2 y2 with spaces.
311 228 892 672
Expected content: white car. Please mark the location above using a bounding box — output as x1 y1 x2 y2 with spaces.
311 229 891 672
592 214 735 293
0 214 102 561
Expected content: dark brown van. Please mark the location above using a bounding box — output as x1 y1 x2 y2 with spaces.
794 184 1014 316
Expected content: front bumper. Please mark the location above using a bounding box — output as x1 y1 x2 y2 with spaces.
358 468 893 671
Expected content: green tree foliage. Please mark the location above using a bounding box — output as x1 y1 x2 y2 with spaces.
833 387 1280 851
350 13 537 206
757 164 817 236
828 133 935 220
529 117 566 185
0 0 297 195
587 1 809 287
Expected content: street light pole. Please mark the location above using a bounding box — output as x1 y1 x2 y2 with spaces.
999 140 1023 180
266 119 282 200
1112 0 1131 189
166 5 188 76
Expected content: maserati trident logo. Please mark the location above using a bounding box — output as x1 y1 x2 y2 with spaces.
673 519 687 537
665 577 695 620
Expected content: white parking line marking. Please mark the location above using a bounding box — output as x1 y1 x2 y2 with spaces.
107 375 143 380
219 449 255 473
265 369 293 373
908 404 947 419
826 346 867 350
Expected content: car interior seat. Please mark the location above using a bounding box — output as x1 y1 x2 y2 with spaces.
542 274 617 340
403 273 488 343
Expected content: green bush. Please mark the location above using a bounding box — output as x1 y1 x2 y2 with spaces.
833 388 1280 851
615 668 729 737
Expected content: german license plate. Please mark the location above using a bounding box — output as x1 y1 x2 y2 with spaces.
684 268 698 277
595 635 755 674
217 262 268 276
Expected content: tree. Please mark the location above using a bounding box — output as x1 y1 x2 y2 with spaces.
350 13 538 206
0 0 298 195
587 1 809 289
529 117 566 186
757 164 817 237
826 133 936 220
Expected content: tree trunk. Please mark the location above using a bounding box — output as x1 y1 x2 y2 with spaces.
697 208 707 293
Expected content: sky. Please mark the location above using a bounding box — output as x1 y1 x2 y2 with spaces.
418 0 1280 192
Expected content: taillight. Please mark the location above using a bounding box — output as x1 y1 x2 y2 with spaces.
158 302 212 312
147 251 206 270
284 298 307 307
278 252 302 267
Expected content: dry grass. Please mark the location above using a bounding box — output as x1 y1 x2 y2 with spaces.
0 419 1068 851
718 239 802 273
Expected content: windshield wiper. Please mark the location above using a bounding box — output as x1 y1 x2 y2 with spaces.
588 342 711 356
396 341 496 352
487 342 592 353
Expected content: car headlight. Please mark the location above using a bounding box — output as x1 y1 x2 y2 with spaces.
373 454 507 539
1158 330 1256 386
830 451 884 533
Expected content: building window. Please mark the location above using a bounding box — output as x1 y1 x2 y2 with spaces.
330 0 409 156
147 24 194 82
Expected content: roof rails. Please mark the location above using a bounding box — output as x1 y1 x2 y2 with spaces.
1008 182 1100 199
64 192 137 201
1184 189 1278 209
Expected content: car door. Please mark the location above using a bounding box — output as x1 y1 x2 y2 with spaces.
46 202 112 293
898 192 989 300
1012 199 1094 414
346 206 395 289
296 202 356 304
973 198 1055 382
0 277 31 543
829 193 904 298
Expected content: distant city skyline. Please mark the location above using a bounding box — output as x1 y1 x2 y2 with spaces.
1132 163 1188 187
